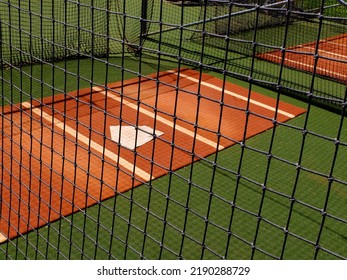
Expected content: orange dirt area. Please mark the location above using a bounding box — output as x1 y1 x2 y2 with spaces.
0 68 306 242
257 34 347 83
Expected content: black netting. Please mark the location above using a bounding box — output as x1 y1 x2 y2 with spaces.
0 0 346 260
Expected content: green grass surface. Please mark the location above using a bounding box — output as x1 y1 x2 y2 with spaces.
1 0 346 103
0 0 346 260
0 55 346 260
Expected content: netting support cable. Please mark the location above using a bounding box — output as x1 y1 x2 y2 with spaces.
280 0 327 259
145 0 292 39
338 0 347 7
313 86 347 259
157 0 184 260
144 5 257 37
251 0 294 259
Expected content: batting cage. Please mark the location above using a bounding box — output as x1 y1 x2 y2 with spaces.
0 0 346 260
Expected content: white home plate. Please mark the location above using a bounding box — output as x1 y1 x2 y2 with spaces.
0 232 7 243
110 125 163 150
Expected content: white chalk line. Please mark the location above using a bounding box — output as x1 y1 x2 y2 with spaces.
94 86 225 151
21 101 153 181
168 71 296 119
262 53 346 79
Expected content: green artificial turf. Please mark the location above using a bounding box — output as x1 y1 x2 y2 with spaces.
0 0 346 260
0 55 346 260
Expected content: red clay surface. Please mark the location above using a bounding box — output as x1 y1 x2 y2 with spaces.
0 69 306 242
257 34 347 83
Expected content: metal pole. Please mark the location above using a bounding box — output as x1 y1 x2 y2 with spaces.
141 0 148 35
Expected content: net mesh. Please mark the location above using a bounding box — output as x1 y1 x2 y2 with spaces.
142 0 347 105
0 0 346 260
0 0 154 66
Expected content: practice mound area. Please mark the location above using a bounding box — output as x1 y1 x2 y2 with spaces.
257 34 347 83
0 69 306 242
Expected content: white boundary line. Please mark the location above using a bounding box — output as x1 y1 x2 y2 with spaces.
322 40 346 48
21 102 153 181
288 35 347 51
94 86 225 151
321 36 347 48
169 71 296 119
0 232 7 243
263 53 346 80
299 45 347 61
